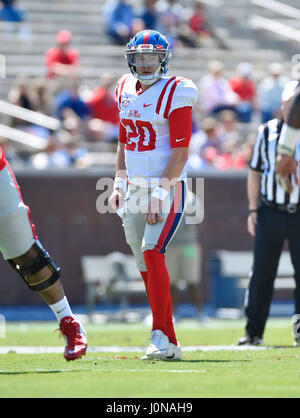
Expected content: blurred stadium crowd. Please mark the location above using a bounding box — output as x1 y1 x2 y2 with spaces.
0 0 294 171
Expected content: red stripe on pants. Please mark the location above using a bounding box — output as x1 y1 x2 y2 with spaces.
154 181 182 253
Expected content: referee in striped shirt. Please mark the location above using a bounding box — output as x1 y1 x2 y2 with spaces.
239 81 300 346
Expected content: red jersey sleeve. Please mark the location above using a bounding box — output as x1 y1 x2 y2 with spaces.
169 106 193 148
0 147 6 171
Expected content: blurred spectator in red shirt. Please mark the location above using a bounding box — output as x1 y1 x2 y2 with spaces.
45 30 79 80
188 1 211 39
229 63 256 123
183 0 228 49
230 63 256 102
87 74 120 143
87 74 119 125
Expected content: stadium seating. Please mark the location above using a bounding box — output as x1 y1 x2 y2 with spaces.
81 253 145 318
210 250 295 314
0 0 291 101
250 0 300 52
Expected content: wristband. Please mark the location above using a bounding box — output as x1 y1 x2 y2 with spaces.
114 177 127 192
278 123 299 156
277 144 294 157
151 186 169 201
248 209 258 213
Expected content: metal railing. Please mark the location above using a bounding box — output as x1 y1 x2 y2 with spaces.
0 100 60 150
250 14 300 43
250 0 300 43
252 0 300 20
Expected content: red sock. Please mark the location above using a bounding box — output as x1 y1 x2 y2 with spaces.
143 249 177 345
140 270 152 307
166 294 178 346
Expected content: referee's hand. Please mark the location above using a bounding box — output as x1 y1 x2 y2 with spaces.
247 212 257 237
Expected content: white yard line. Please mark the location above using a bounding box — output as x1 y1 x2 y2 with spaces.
0 345 269 354
112 369 208 373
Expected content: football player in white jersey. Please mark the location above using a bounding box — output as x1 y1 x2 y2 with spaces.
0 149 87 361
109 30 199 360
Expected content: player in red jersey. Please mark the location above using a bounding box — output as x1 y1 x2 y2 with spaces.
109 30 199 360
0 148 87 361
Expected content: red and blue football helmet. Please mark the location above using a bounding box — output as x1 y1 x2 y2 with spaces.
125 30 172 85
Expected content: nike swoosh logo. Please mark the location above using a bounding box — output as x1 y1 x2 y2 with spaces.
143 104 152 107
165 353 175 359
67 347 86 354
176 138 186 142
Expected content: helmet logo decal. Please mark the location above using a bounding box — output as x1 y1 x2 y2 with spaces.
139 44 153 50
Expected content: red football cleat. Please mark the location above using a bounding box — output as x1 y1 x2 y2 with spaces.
59 316 87 361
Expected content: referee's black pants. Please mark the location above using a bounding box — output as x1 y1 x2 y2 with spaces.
245 203 300 338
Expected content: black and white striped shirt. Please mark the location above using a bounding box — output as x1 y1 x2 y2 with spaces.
250 118 300 205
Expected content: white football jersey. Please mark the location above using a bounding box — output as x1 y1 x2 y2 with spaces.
115 73 199 187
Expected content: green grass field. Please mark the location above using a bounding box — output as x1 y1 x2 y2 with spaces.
0 318 300 398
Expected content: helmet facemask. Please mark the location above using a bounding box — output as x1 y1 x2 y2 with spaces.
125 44 171 85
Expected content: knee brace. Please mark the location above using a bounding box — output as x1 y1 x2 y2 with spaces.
8 240 61 292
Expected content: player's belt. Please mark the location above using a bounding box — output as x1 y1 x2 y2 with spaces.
261 196 300 214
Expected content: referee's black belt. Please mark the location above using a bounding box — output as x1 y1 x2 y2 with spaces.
261 196 300 214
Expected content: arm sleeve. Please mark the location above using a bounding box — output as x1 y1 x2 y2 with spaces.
169 106 193 148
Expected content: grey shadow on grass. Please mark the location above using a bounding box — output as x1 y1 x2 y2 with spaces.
0 369 81 375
